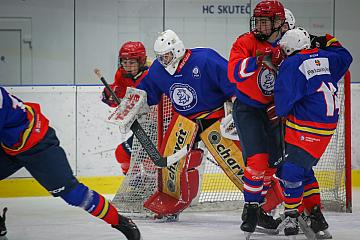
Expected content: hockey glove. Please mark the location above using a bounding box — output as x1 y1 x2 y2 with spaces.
257 46 284 70
310 34 341 49
102 86 122 107
102 87 116 107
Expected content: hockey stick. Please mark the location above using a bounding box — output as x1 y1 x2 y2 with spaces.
94 69 189 167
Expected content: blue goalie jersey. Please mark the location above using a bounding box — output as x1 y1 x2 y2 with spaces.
137 48 236 120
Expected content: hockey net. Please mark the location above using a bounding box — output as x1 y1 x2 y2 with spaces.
112 71 351 214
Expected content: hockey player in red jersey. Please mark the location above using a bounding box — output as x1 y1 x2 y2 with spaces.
275 28 352 238
0 87 141 240
228 0 286 234
101 41 148 175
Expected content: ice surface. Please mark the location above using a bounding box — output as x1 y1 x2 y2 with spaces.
1 190 360 240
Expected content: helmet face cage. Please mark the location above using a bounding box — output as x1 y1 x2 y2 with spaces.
250 16 276 41
156 50 175 68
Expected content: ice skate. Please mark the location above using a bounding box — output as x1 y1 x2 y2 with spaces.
309 205 332 239
241 203 260 239
283 209 300 238
112 214 142 240
0 208 7 240
255 207 282 235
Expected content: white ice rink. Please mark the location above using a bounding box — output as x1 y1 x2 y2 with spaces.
2 190 360 240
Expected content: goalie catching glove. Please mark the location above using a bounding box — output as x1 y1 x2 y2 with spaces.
107 87 150 134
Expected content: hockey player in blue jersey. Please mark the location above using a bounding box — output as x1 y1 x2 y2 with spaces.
138 29 236 120
274 27 352 237
135 29 237 219
0 87 141 240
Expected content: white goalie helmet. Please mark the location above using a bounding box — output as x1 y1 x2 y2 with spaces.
285 8 296 30
154 29 186 75
279 27 311 56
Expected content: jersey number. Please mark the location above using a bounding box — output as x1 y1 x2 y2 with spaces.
317 82 339 117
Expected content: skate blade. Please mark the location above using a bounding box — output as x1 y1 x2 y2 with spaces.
315 230 332 239
255 226 280 235
297 216 316 240
243 231 252 240
153 215 179 223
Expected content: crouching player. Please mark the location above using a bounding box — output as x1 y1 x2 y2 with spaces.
275 27 352 238
0 87 141 240
101 41 148 175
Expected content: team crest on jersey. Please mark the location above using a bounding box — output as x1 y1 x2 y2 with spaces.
169 83 197 112
257 67 277 96
192 66 201 79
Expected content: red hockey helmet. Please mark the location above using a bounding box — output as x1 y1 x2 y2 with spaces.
250 0 285 41
253 0 285 20
119 41 147 66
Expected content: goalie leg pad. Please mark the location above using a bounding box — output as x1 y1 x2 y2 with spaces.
200 120 245 191
143 149 202 216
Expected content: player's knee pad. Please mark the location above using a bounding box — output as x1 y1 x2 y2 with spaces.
115 143 131 174
247 153 269 172
60 183 93 208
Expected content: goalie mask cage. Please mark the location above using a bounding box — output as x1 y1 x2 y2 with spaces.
112 70 352 215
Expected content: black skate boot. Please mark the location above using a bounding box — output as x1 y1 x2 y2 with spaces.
283 209 300 236
0 208 8 240
241 203 260 233
257 207 282 229
309 205 329 233
112 214 141 240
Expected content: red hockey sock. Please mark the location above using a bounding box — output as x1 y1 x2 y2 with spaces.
88 193 119 225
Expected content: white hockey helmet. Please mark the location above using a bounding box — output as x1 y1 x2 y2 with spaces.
154 29 186 75
279 27 311 56
285 8 296 30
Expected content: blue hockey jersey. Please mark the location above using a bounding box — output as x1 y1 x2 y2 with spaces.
137 48 236 119
274 46 352 158
0 87 49 155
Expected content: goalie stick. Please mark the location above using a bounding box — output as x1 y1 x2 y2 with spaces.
94 68 189 168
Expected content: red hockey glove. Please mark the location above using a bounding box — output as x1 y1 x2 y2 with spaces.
101 86 119 107
257 46 284 70
266 102 280 125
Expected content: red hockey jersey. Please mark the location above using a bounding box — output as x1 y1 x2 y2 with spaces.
228 32 277 108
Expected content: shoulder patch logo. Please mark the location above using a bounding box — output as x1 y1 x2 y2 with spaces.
192 66 201 79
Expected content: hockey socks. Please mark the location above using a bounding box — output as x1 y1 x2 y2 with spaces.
60 183 119 226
